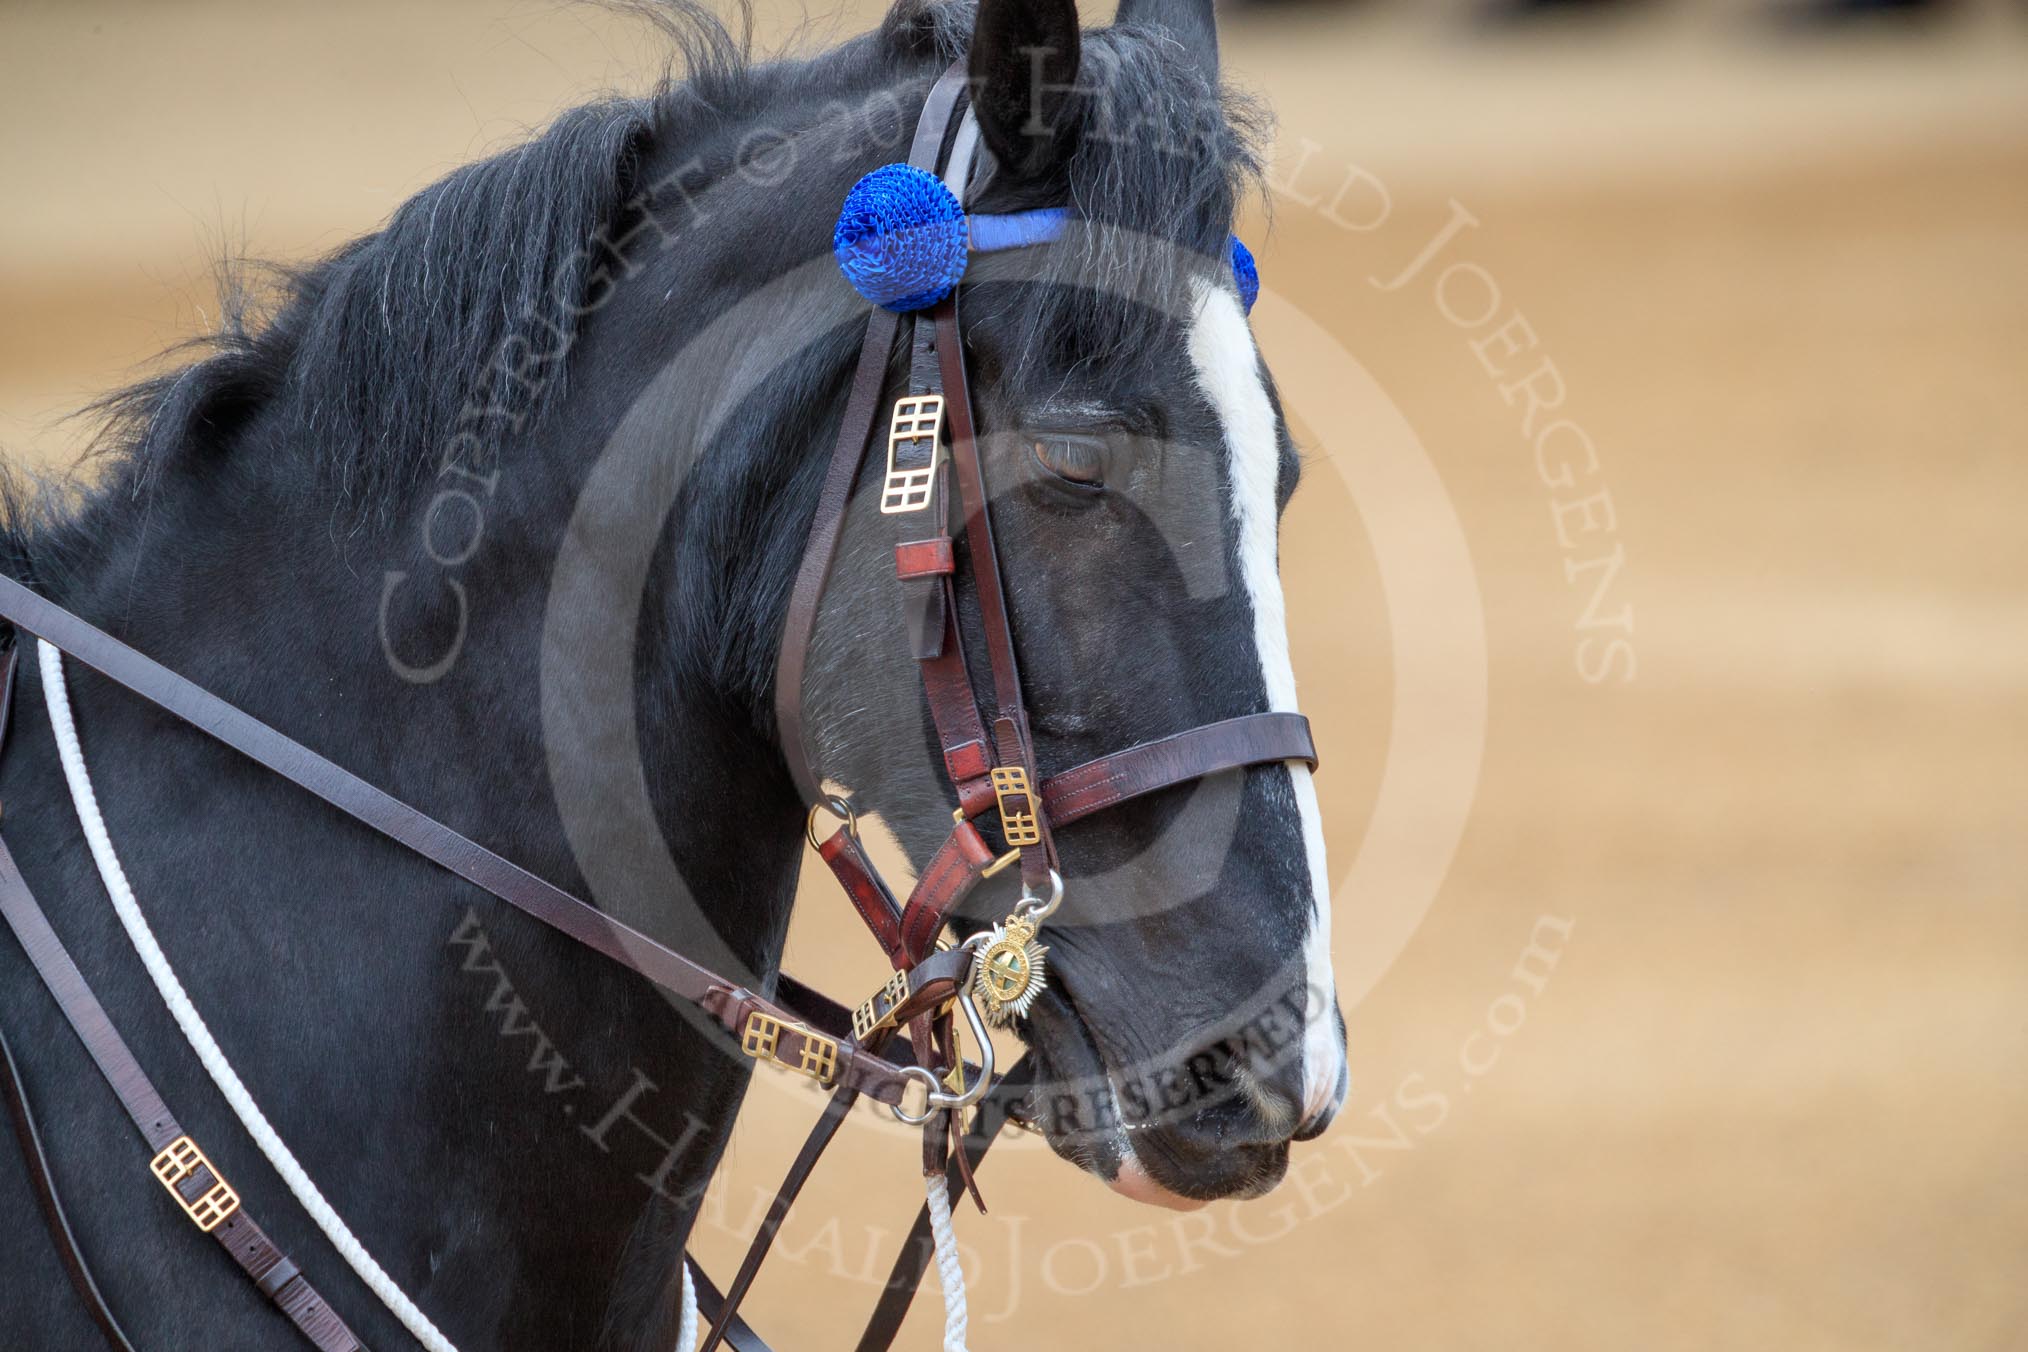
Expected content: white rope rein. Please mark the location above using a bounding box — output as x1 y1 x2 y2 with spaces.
38 640 458 1351
41 637 703 1352
676 1258 699 1352
925 1173 971 1352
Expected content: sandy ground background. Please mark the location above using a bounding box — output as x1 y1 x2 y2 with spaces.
3 2 2025 1348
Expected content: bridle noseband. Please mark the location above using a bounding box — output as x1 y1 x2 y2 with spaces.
0 62 1317 1352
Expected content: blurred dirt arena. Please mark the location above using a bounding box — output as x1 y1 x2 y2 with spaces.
3 2 2025 1348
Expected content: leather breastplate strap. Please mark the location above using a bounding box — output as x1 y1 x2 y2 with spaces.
0 652 361 1352
0 573 944 1112
0 575 1000 1351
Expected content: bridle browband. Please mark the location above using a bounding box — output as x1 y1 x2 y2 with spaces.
0 62 1317 1352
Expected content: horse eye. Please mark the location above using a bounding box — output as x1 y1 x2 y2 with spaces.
1031 434 1108 488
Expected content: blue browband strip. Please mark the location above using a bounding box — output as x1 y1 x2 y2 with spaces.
834 164 1258 315
968 207 1072 254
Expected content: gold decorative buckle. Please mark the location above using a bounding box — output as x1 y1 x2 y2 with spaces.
149 1135 240 1233
741 1010 840 1085
990 766 1042 847
742 1011 782 1060
852 970 913 1042
881 395 945 514
798 1036 838 1082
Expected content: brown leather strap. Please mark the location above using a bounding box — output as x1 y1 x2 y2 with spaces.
898 818 994 963
775 306 901 804
0 845 177 1153
0 577 929 1108
0 826 362 1350
0 1021 139 1352
893 538 954 580
215 1212 359 1350
816 829 905 964
914 594 996 815
886 714 1316 959
689 1266 770 1352
774 62 971 805
1043 711 1318 826
697 1080 862 1352
931 296 1058 886
894 321 951 666
691 942 976 1348
833 950 963 1051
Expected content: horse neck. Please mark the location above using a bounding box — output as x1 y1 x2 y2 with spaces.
35 385 813 949
1 412 811 1344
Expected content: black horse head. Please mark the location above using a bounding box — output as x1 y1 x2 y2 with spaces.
0 1 1345 1345
800 0 1347 1206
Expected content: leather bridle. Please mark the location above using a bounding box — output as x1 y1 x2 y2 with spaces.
0 63 1317 1352
777 60 1316 1005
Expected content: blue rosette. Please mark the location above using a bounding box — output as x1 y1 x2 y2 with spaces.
833 164 970 313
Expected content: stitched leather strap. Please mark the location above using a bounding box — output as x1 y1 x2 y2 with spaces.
897 818 995 962
817 829 905 964
931 294 1058 887
774 63 971 804
914 593 996 816
0 822 362 1351
1044 711 1318 826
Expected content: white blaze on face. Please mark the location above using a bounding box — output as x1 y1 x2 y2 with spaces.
1185 277 1348 1128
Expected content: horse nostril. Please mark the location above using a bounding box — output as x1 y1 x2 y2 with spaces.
1114 1035 1306 1149
1122 1116 1293 1202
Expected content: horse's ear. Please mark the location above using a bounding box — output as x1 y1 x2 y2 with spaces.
968 0 1082 182
1113 0 1218 84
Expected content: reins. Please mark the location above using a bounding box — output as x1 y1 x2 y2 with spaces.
0 60 1318 1352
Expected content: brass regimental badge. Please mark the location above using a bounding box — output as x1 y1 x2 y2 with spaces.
971 913 1048 1025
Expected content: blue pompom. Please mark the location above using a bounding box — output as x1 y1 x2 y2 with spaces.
1229 236 1260 314
834 164 970 313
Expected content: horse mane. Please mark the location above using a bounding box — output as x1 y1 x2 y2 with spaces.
4 0 1265 588
74 7 742 510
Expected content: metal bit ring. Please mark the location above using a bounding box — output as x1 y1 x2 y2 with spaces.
890 1066 944 1125
1014 868 1064 923
887 988 997 1122
804 794 857 851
